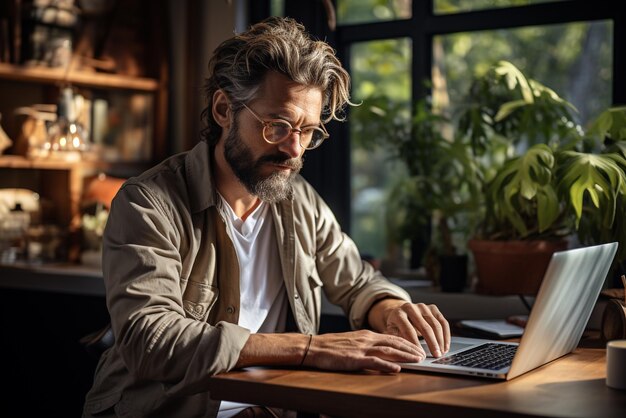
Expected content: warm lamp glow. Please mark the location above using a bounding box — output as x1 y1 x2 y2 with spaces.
42 87 89 161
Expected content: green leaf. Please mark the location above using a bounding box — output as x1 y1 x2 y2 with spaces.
536 186 560 232
558 151 626 229
486 144 557 237
495 60 534 103
586 107 626 142
494 100 527 122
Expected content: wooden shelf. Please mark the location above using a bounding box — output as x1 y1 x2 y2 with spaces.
0 62 160 92
0 155 96 170
0 156 154 178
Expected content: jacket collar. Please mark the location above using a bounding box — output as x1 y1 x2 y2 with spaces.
185 140 218 213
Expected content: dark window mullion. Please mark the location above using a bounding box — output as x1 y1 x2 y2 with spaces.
412 0 434 105
424 0 616 35
336 19 412 43
336 0 617 39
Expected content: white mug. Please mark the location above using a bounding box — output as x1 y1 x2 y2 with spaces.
607 340 626 390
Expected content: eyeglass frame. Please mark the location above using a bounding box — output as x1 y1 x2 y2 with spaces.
240 103 330 150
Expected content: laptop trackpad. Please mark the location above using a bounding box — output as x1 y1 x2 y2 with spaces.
421 341 474 357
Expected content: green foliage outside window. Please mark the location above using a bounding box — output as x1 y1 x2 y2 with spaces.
347 14 612 267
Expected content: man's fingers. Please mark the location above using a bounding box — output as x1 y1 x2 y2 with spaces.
387 311 421 347
359 356 402 373
423 304 451 353
405 304 444 357
420 312 445 354
368 344 425 363
371 331 425 358
432 308 451 352
309 330 428 372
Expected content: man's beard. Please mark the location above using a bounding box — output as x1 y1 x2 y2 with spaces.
223 120 303 203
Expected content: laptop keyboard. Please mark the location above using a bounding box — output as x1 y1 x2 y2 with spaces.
432 343 517 370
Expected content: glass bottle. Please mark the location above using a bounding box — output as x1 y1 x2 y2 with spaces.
46 87 87 161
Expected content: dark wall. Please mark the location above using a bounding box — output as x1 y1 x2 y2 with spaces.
0 289 109 417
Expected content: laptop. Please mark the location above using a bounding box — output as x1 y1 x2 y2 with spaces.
401 242 618 380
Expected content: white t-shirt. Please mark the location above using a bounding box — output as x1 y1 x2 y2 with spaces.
216 195 288 418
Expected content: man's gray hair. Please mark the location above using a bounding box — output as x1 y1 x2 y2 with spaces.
201 16 352 146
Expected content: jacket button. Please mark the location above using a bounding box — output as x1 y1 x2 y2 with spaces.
195 305 203 314
227 306 235 314
294 293 299 299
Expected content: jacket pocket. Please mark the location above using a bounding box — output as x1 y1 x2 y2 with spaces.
181 279 219 320
297 265 323 334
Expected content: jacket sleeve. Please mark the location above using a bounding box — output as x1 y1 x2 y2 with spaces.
308 186 412 330
102 183 249 395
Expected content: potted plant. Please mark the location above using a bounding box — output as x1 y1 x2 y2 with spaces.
353 95 482 291
354 61 626 295
459 61 626 295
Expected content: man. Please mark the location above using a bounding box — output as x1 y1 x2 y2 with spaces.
83 17 450 418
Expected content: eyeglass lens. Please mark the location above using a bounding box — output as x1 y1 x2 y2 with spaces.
263 122 326 149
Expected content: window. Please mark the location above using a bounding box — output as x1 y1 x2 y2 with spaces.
434 21 612 125
337 0 411 25
334 0 620 269
270 0 285 16
433 0 566 15
350 38 411 259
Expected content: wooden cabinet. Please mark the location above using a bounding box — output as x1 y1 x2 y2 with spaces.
0 0 169 262
0 156 97 261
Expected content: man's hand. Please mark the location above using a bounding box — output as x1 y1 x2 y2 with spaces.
368 299 450 358
302 330 424 373
236 330 423 373
236 301 448 374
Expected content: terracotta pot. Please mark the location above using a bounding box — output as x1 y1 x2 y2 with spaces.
468 239 568 295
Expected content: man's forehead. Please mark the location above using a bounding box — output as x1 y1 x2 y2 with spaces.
258 72 322 99
254 73 324 120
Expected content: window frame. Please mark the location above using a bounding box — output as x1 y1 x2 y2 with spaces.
248 0 625 232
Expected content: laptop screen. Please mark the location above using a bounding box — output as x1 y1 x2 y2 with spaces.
507 242 618 380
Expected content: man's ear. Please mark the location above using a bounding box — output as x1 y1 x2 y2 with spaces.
212 89 232 129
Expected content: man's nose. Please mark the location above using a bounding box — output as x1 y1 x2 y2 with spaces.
277 131 304 158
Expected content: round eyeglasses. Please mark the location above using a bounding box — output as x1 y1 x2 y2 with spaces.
241 103 329 150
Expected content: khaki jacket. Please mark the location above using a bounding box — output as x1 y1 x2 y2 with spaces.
83 141 411 417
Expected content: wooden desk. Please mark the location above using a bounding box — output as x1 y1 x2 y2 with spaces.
208 346 626 418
